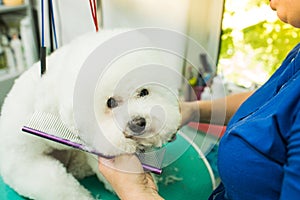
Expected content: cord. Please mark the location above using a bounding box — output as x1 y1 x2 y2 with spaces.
89 0 99 32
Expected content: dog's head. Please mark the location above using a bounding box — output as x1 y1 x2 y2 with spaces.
77 50 181 156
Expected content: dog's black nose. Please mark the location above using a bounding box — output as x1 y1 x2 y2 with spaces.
128 117 146 135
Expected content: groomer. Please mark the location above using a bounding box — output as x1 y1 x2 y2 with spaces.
98 0 300 199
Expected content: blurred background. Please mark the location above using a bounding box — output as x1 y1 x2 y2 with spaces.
0 1 300 199
0 0 299 104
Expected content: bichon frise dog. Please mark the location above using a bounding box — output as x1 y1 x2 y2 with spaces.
0 29 181 200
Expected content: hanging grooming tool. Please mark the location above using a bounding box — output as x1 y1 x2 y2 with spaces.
89 0 99 32
40 0 58 75
40 0 46 75
22 112 164 174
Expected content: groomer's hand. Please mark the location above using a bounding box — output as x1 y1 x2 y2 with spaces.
98 154 164 200
179 101 199 127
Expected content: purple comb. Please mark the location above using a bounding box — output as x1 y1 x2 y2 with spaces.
22 112 164 174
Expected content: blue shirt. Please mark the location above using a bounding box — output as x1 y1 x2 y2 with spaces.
210 43 300 200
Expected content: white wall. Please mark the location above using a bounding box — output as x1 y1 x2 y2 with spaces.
186 0 224 66
33 0 223 59
102 0 189 31
102 0 190 89
32 0 224 90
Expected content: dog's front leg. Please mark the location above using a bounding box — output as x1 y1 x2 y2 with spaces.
1 154 94 200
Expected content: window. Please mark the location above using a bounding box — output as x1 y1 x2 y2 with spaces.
218 0 300 88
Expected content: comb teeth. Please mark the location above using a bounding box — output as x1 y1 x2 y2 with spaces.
26 112 82 144
137 148 166 169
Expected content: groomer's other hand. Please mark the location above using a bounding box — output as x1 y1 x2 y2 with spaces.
98 154 164 200
180 101 199 127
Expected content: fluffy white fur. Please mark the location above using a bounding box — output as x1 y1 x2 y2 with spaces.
0 29 181 200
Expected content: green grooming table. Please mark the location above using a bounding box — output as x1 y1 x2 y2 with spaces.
0 130 217 200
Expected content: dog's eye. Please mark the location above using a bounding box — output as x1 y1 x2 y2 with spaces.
107 97 118 108
139 89 149 97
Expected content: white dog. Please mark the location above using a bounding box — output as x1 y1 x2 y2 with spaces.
0 29 181 200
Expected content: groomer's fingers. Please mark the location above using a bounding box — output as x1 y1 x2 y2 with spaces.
98 155 162 200
98 154 157 189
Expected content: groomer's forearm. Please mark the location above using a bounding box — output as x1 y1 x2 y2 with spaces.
198 91 254 125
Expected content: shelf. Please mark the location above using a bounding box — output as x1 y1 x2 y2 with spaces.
0 70 22 82
0 4 28 14
0 2 38 82
0 2 37 113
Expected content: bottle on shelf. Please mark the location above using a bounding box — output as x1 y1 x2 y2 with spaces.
3 0 24 6
10 29 25 72
2 35 15 74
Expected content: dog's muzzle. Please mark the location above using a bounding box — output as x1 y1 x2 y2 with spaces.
127 117 146 136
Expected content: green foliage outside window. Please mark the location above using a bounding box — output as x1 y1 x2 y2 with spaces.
243 20 300 76
218 0 300 88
